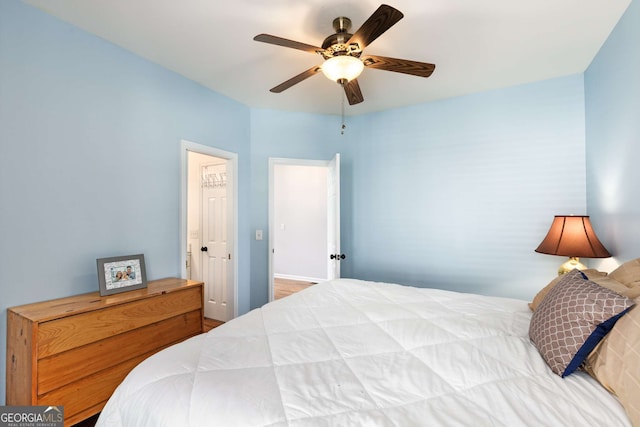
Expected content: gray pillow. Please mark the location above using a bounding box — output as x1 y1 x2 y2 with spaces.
529 269 634 377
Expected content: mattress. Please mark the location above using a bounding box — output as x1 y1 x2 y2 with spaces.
97 279 631 426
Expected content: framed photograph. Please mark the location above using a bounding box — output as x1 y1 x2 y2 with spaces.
97 254 147 296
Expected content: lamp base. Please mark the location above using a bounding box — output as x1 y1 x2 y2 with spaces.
558 257 587 276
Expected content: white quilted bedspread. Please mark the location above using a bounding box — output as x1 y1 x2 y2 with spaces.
97 279 630 426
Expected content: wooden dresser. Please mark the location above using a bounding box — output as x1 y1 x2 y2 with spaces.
6 277 204 426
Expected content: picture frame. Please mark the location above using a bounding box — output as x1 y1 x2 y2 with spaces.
97 254 147 296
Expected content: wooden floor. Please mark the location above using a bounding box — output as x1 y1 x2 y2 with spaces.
204 317 225 332
274 277 316 299
72 414 99 427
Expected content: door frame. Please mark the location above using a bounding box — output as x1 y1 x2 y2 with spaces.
268 156 338 302
180 139 238 319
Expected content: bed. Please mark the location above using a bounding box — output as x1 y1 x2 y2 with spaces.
96 276 638 426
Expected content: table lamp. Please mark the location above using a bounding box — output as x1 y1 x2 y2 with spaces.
535 215 611 275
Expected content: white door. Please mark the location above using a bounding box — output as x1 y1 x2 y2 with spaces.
327 153 341 279
201 163 232 321
182 141 238 320
268 154 342 300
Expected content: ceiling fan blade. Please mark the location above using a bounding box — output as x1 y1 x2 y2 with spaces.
348 5 404 51
343 79 364 105
362 55 436 78
270 66 322 93
254 34 323 54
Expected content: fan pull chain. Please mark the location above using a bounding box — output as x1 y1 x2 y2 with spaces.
341 84 346 135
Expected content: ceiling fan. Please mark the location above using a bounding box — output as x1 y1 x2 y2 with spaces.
254 4 436 106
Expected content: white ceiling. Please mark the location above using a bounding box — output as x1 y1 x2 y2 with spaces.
23 0 631 116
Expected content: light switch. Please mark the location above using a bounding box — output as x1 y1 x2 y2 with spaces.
255 229 263 240
280 224 286 230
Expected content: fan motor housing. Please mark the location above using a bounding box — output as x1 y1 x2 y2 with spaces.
321 17 359 59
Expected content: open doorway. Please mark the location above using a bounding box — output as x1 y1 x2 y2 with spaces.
180 140 238 322
268 154 341 301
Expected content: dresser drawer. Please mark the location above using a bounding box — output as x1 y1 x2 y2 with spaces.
37 351 147 421
37 287 202 358
37 310 203 394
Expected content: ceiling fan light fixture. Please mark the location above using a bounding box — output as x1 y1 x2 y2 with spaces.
320 55 364 83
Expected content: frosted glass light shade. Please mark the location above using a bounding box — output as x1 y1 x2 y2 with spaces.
321 56 364 83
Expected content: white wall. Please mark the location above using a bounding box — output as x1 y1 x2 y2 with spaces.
274 165 328 281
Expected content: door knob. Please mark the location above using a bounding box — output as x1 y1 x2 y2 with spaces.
201 246 208 252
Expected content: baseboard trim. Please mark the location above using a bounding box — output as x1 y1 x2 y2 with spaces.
274 273 326 284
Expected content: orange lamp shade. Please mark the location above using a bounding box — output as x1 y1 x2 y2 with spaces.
535 215 611 258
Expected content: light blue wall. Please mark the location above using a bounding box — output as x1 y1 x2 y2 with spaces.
585 0 640 266
342 75 588 299
246 75 588 307
249 109 347 307
0 0 251 404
